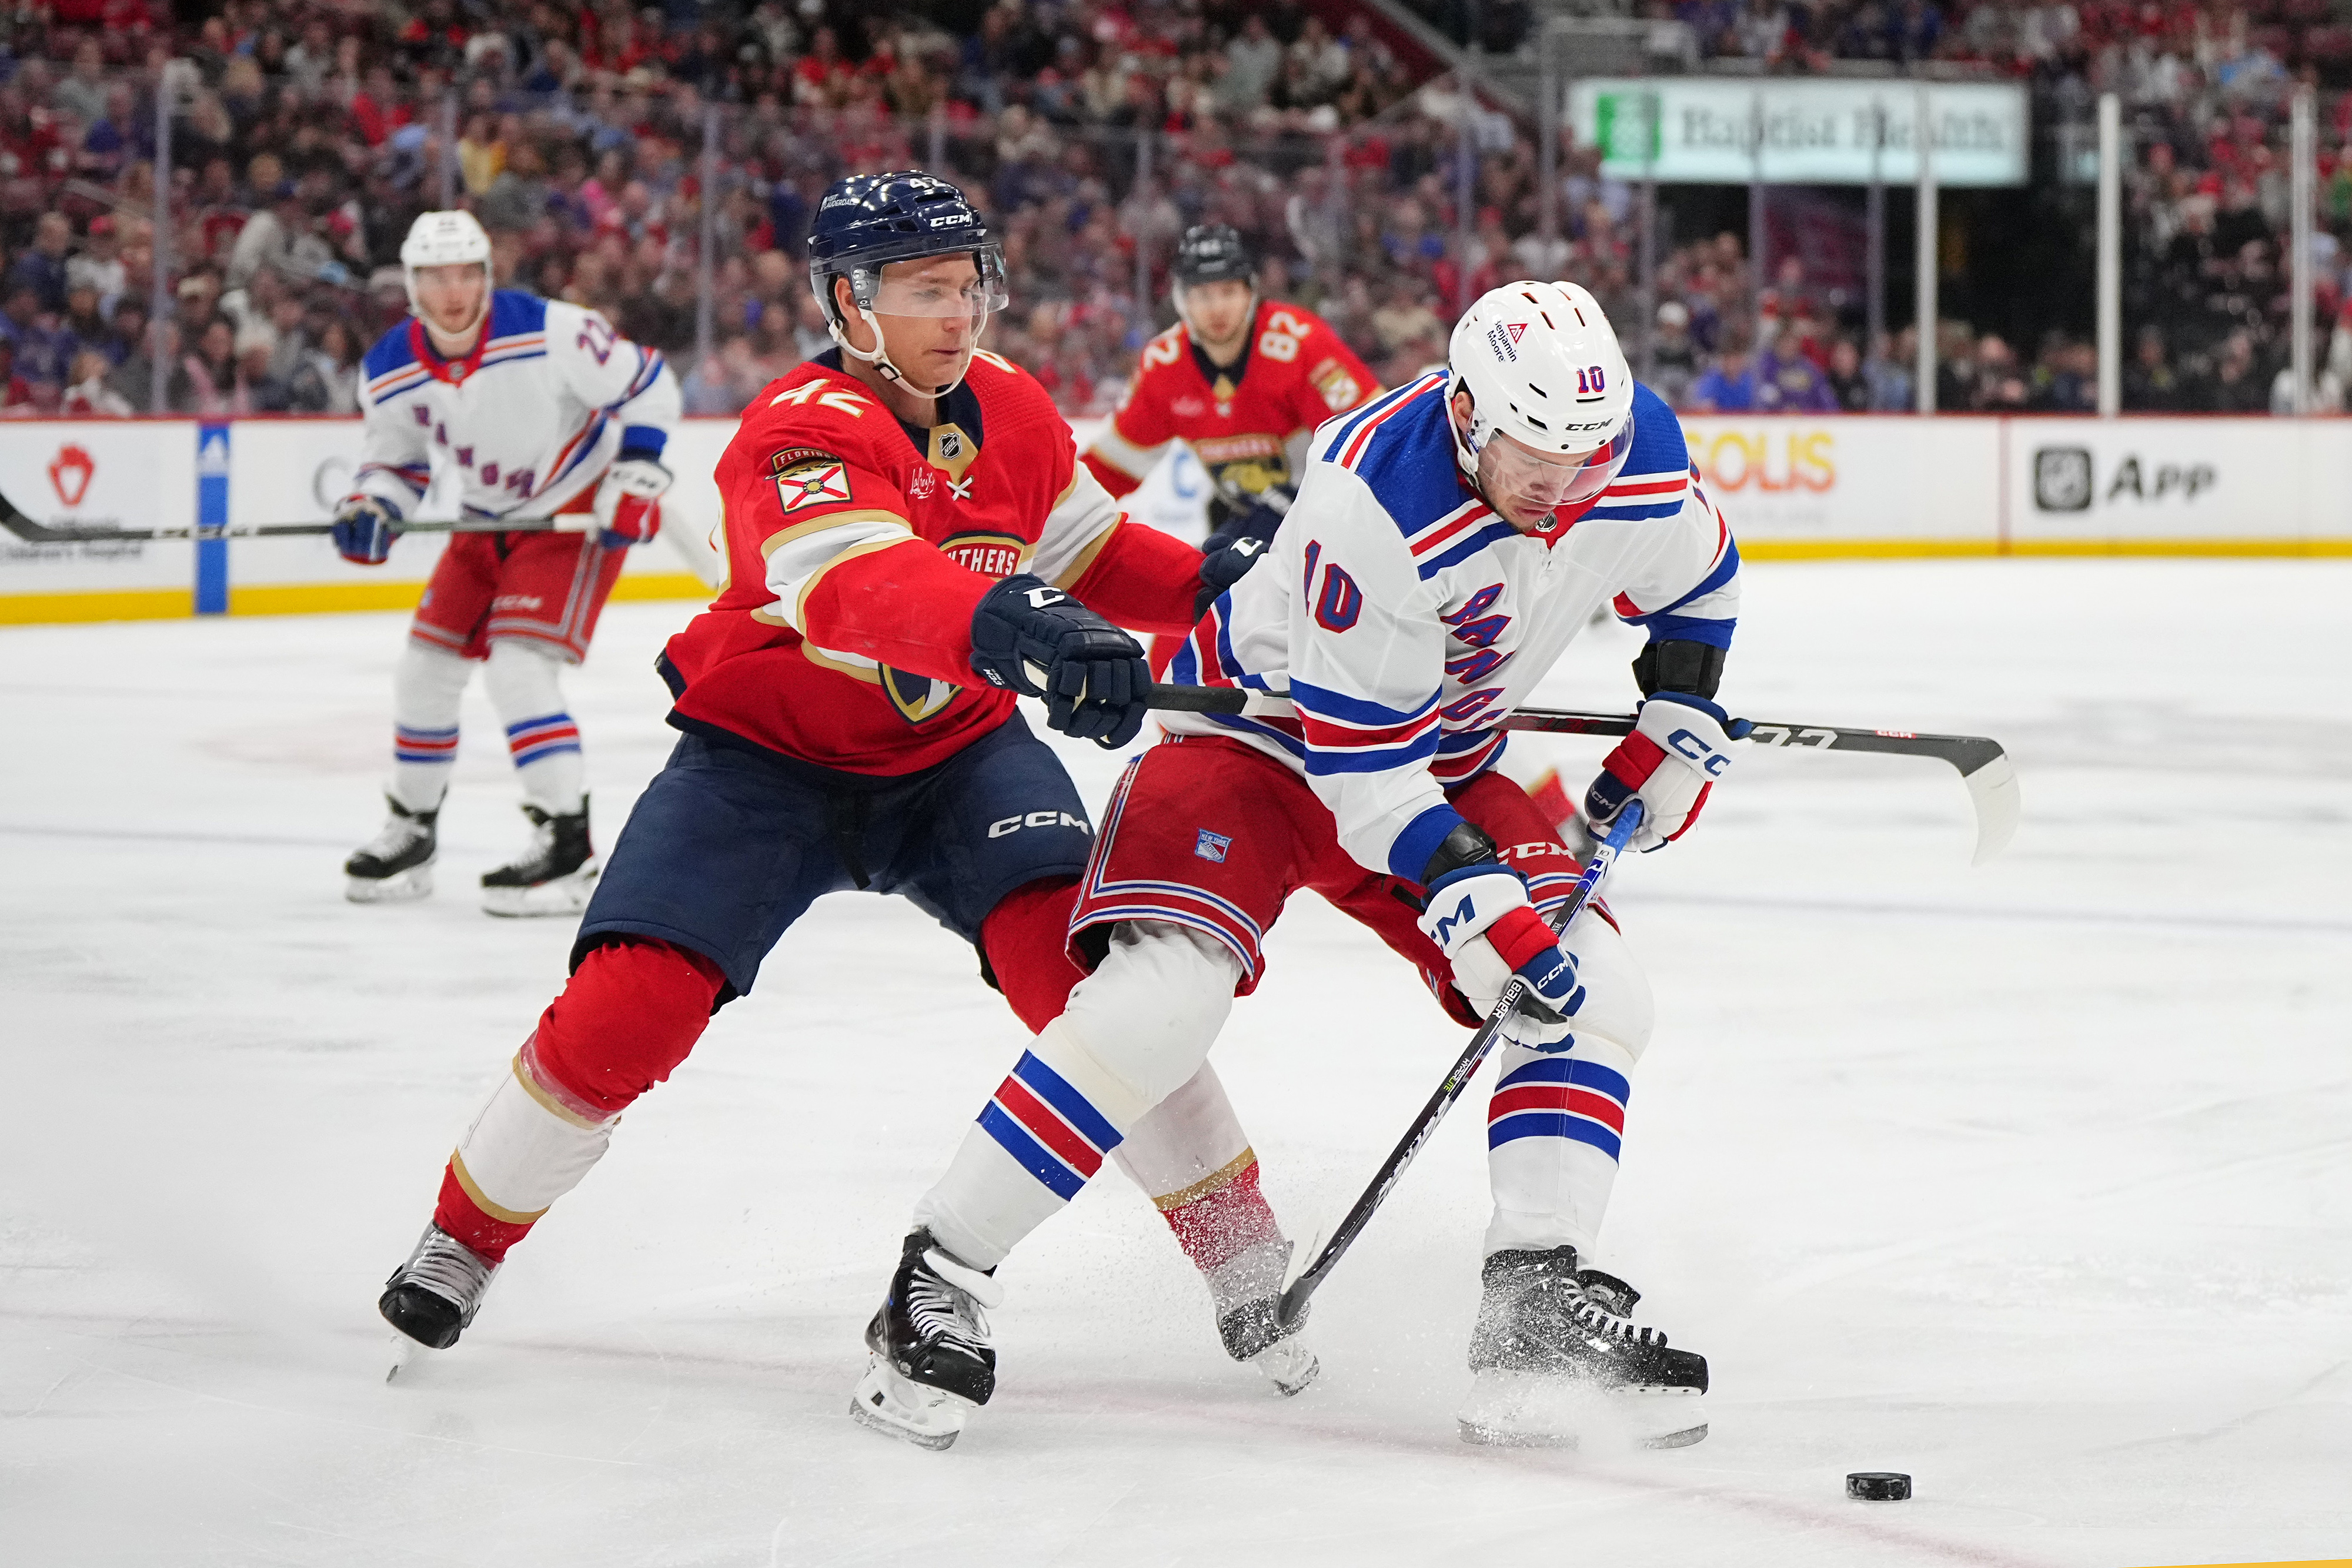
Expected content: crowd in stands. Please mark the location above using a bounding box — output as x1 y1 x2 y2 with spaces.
4 0 2352 423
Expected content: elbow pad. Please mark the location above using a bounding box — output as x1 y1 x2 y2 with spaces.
1632 638 1726 700
1419 819 1501 887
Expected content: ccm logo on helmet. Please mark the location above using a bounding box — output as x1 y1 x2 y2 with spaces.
988 810 1093 838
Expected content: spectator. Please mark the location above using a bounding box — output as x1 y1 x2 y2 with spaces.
1690 337 1758 412
1652 299 1700 410
64 347 135 415
67 216 126 313
9 213 74 313
2124 326 2183 411
1827 336 1872 412
0 339 31 414
1755 323 1838 412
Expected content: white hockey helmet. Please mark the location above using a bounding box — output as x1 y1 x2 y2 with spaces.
1446 280 1636 514
400 209 494 332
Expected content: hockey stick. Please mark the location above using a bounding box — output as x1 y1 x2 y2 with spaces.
1275 800 1646 1332
1146 684 2019 864
0 494 590 544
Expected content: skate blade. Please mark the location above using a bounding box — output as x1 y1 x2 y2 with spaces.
1456 1368 1706 1451
346 864 434 903
847 1357 972 1451
385 1328 431 1383
480 862 599 918
1248 1335 1321 1397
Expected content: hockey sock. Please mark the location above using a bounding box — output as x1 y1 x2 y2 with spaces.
483 640 584 815
1482 1034 1638 1258
1112 1062 1287 1313
978 877 1089 1033
431 939 724 1261
389 641 472 813
914 921 1240 1269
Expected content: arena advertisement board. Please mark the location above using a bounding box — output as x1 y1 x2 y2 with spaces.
2004 419 2352 546
3 413 2344 623
1676 416 2003 546
0 422 198 604
1568 78 2030 188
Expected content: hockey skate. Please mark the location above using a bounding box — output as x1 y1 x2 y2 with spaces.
1212 1239 1319 1396
481 798 599 917
345 795 438 903
1456 1246 1708 1450
379 1223 499 1379
849 1229 1002 1451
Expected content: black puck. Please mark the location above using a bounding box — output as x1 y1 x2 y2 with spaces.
1846 1472 1911 1502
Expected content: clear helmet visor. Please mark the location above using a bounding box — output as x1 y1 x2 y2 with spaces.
1478 419 1635 513
854 246 1010 319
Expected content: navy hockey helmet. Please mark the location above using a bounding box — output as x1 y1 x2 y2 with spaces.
1170 223 1257 340
808 170 1007 394
1171 223 1253 289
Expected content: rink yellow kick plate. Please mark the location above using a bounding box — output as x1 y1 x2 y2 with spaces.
0 573 711 624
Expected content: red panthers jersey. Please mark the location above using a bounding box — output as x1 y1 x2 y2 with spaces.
1083 299 1379 523
663 348 1207 775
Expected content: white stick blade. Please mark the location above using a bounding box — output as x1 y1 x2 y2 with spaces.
1966 751 2022 864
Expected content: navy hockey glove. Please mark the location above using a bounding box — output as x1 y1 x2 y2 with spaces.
1195 531 1270 620
1202 483 1291 558
332 496 400 565
1585 691 1750 852
970 574 1152 748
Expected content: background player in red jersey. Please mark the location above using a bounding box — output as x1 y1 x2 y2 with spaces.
374 173 1316 1411
1082 224 1381 556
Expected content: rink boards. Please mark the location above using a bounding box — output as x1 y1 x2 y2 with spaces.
3 412 2348 623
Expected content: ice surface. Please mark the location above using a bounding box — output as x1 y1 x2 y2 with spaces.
2 560 2347 1567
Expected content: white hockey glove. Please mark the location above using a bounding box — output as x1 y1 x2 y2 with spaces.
1416 840 1582 1049
593 455 671 547
1583 691 1746 852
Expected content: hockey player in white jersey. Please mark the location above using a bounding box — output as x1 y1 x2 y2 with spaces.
336 210 681 915
851 280 1742 1450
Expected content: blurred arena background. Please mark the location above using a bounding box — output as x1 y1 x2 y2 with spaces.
4 0 2350 627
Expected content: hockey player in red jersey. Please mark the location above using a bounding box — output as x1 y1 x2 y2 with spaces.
1083 224 1380 554
375 173 1317 1410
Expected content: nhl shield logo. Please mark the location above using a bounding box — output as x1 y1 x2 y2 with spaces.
48 443 96 507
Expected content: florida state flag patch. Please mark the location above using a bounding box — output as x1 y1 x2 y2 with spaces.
772 449 853 512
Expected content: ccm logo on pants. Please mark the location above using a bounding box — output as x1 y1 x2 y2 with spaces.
988 810 1094 839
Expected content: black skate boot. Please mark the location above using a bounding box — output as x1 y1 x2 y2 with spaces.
480 797 598 917
345 795 438 903
1210 1239 1319 1396
379 1223 498 1376
849 1229 1003 1450
1458 1245 1708 1450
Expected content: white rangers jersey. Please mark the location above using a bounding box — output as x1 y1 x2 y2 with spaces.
1162 373 1740 883
348 290 681 521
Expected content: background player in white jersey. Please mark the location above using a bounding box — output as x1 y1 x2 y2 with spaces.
335 210 682 915
852 281 1743 1451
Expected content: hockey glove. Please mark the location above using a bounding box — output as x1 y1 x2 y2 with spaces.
593 454 671 549
1202 483 1291 558
1195 531 1269 620
1583 691 1749 852
1416 831 1582 1049
332 496 400 565
970 574 1152 748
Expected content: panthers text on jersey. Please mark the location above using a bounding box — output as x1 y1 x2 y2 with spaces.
348 290 680 520
662 348 1213 775
1161 374 1739 882
1082 299 1379 523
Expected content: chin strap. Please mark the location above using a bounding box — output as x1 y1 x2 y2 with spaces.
830 307 968 399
